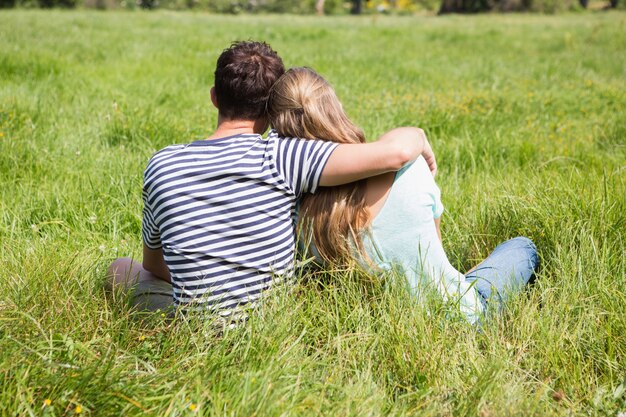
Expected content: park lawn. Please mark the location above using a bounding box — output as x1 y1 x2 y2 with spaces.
0 9 625 416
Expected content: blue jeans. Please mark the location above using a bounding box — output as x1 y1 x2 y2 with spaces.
465 237 539 310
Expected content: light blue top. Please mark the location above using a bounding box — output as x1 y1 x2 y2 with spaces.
305 156 484 323
358 156 483 323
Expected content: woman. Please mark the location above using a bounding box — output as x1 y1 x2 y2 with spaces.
267 67 539 324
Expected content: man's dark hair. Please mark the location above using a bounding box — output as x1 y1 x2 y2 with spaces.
214 41 285 120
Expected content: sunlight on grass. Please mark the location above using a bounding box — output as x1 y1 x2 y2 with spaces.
0 10 624 416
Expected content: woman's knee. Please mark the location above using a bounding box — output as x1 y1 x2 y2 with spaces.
507 237 539 269
492 237 538 268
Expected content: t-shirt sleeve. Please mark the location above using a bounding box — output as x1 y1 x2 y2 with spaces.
272 132 338 196
141 184 162 249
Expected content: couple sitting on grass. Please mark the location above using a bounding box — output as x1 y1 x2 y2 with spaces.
107 41 538 327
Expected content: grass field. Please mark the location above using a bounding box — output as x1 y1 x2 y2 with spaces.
1 10 625 416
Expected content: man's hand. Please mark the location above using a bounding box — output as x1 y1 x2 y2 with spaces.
378 127 437 177
320 127 437 186
421 135 437 177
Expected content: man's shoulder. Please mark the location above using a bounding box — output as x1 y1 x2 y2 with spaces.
267 129 302 143
145 134 269 177
266 129 337 149
149 143 188 161
266 129 304 143
143 143 189 183
151 134 266 157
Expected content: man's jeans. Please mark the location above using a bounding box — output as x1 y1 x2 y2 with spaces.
465 237 539 310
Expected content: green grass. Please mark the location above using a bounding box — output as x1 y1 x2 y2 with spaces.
1 10 625 416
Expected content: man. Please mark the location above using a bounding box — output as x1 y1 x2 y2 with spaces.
106 41 436 323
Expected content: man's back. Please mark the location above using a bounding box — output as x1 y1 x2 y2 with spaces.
141 132 337 317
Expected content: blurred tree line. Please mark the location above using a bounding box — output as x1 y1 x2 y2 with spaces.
0 0 620 13
0 0 345 11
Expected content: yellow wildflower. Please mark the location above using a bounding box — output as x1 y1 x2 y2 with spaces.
75 405 83 414
43 399 52 406
189 403 197 411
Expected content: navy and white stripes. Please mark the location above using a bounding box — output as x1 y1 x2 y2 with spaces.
141 130 337 315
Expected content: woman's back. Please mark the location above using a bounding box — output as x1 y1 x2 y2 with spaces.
360 156 483 323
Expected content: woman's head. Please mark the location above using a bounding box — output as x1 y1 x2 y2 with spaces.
268 67 370 266
268 67 365 145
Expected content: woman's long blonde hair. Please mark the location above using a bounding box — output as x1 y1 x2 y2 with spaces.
267 67 370 265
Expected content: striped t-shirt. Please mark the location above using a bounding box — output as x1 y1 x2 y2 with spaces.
141 130 338 317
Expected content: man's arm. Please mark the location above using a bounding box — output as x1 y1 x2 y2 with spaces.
143 245 172 283
319 127 436 187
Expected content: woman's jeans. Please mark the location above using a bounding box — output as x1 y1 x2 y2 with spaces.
465 237 539 309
